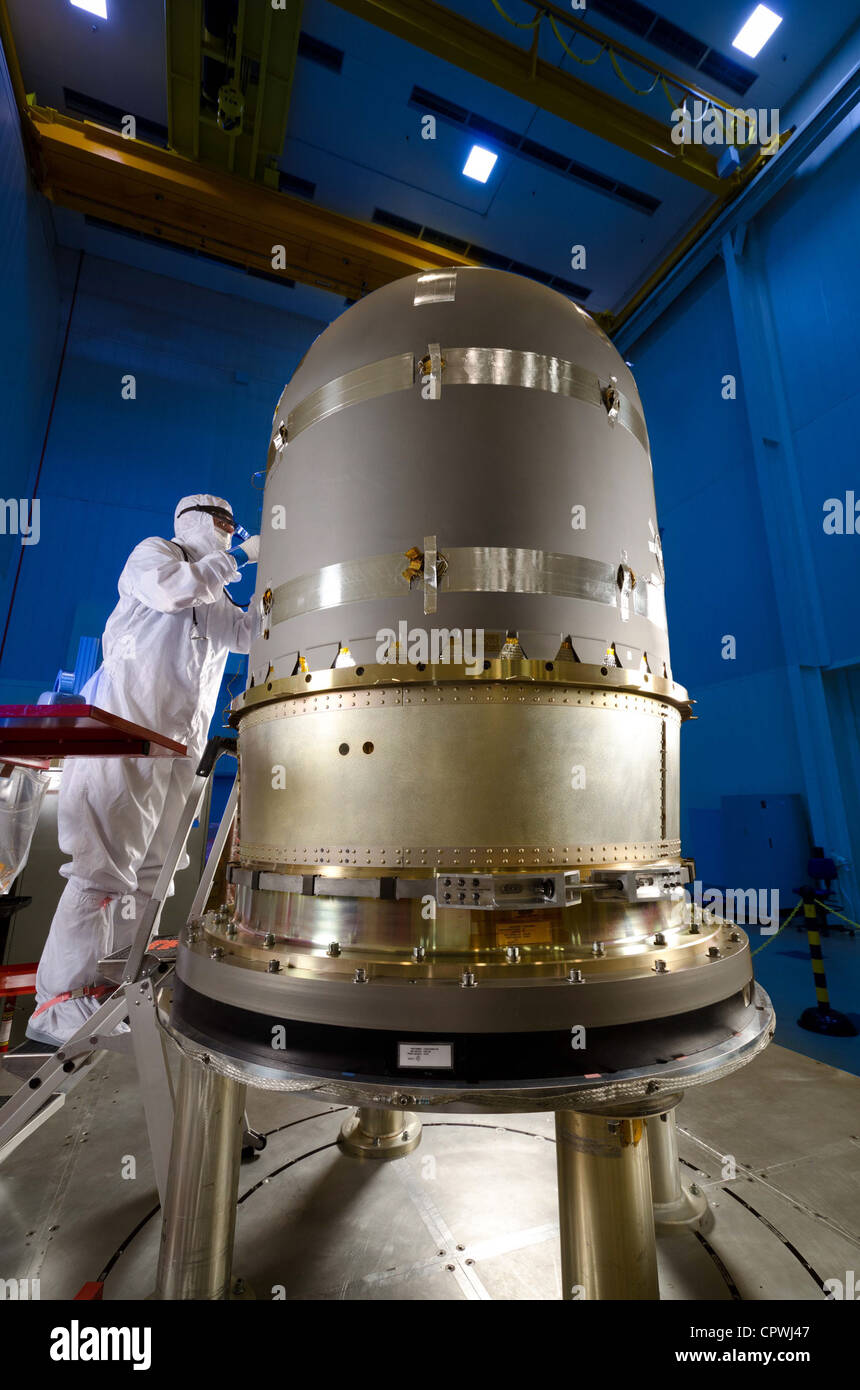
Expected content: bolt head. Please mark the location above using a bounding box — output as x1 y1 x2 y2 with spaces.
708 946 721 958
267 959 281 973
210 946 224 961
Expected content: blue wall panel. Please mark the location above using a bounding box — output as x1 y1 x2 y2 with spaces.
631 262 785 687
0 248 326 702
628 124 860 893
629 263 804 876
757 130 860 669
0 40 61 646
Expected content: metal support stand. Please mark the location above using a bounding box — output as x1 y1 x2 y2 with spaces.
338 1105 422 1160
153 1051 247 1300
555 1109 658 1300
647 1107 710 1234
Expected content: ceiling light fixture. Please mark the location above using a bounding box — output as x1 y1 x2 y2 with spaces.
462 145 497 183
732 5 782 59
70 0 108 18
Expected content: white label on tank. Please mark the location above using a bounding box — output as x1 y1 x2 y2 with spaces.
397 1043 453 1069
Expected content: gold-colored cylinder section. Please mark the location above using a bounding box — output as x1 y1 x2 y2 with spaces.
234 668 684 873
555 1109 658 1301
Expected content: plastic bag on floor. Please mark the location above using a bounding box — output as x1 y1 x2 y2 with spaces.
0 764 49 893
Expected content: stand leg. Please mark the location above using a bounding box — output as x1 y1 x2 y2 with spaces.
338 1106 421 1160
647 1107 710 1233
555 1109 658 1300
154 1054 246 1300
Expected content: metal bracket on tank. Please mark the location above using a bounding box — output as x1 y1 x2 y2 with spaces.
617 557 636 622
420 343 443 400
227 865 583 910
424 535 438 614
422 536 448 614
590 864 691 904
601 375 621 424
435 870 582 911
648 518 666 584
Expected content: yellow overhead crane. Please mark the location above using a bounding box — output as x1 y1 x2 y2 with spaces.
328 0 731 194
166 0 299 184
0 0 476 300
0 0 788 319
24 104 477 302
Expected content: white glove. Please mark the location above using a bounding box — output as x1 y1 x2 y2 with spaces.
237 534 260 563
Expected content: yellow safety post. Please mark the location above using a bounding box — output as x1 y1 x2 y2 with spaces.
797 888 857 1037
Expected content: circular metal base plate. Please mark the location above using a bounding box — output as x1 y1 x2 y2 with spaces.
338 1112 422 1160
164 984 774 1113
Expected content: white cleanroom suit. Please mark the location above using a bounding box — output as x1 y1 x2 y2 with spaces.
28 495 258 1045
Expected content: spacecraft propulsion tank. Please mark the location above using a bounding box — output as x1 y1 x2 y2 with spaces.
169 267 772 1111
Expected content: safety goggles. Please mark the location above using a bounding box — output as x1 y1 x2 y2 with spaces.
177 504 235 533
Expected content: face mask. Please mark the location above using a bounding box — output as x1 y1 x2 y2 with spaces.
176 504 234 553
210 514 234 550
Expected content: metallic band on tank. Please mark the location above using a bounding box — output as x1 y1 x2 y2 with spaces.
232 661 691 717
237 840 682 869
280 347 649 456
427 348 650 456
239 685 680 726
270 546 667 629
285 352 415 441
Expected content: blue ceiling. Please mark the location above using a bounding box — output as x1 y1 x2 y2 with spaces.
7 0 860 317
